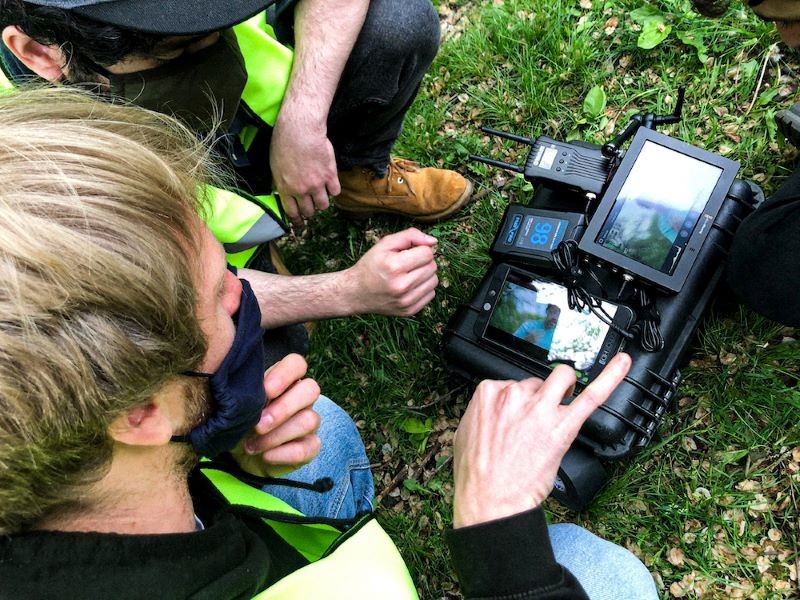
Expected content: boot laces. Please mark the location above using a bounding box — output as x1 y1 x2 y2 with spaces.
387 158 420 195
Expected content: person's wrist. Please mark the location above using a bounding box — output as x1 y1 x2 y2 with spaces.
275 96 328 135
453 490 542 529
322 266 366 318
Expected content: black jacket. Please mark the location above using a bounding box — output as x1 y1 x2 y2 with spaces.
0 470 587 599
447 508 588 599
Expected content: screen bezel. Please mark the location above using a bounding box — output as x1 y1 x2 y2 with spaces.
475 265 632 382
578 128 739 292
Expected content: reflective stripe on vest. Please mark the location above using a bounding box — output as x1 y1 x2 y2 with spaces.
204 186 287 268
202 467 419 600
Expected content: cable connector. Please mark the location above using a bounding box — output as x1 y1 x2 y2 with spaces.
617 273 634 300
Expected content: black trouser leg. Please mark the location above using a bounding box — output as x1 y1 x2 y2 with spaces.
326 0 441 175
728 166 800 326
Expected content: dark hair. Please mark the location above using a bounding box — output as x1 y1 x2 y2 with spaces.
690 0 730 18
1 1 166 78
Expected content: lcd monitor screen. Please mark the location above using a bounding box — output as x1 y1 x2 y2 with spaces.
486 274 618 371
594 141 723 275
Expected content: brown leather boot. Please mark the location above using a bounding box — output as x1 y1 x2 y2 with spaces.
335 158 473 222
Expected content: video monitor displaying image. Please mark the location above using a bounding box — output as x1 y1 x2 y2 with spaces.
486 274 617 371
594 141 723 275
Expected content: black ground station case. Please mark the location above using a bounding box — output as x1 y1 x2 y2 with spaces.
442 159 762 510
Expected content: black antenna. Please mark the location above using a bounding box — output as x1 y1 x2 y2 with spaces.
652 86 685 127
468 126 535 174
602 86 687 158
479 126 535 145
468 155 524 173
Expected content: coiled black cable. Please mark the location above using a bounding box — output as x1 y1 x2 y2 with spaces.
629 288 665 352
551 240 636 341
551 240 665 351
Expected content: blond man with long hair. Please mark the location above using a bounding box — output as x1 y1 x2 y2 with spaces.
0 88 655 600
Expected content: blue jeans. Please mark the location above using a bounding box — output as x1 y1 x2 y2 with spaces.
265 398 657 598
262 395 374 520
549 523 659 599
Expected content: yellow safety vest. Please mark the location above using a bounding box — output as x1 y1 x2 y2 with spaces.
0 15 295 269
207 13 298 267
202 466 419 600
204 185 287 267
194 13 302 268
0 68 11 90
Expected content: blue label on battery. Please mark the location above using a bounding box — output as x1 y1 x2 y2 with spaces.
515 215 569 252
504 214 523 245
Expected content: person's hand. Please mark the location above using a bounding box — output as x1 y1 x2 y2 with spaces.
452 353 632 528
347 228 439 316
270 107 340 227
231 354 322 478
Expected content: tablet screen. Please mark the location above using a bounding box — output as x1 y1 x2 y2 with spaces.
485 273 617 371
594 141 723 275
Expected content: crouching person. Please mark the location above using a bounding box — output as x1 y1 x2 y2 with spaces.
0 88 411 598
0 88 656 599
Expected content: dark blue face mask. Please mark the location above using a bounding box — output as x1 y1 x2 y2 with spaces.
172 275 266 458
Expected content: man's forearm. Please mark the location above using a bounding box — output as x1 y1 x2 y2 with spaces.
242 230 439 327
280 0 369 128
239 268 366 328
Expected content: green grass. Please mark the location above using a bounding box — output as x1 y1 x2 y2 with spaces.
281 0 800 597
